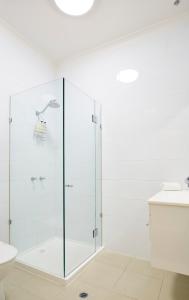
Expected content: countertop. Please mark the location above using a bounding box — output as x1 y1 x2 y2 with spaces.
148 190 189 207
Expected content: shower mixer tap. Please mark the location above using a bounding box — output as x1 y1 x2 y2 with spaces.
31 177 37 182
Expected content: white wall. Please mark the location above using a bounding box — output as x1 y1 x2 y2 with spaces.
0 19 55 243
58 13 189 259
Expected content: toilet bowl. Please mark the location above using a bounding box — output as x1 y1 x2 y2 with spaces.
0 241 17 300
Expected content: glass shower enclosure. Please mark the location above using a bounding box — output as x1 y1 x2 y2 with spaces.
9 78 102 278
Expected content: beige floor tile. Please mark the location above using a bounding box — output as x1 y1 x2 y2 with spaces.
5 284 43 300
22 275 65 300
125 258 165 279
5 267 65 300
56 279 135 300
159 272 189 300
8 256 189 300
5 267 34 287
77 261 124 289
114 271 162 300
55 279 110 300
95 250 132 270
5 279 134 300
104 291 135 300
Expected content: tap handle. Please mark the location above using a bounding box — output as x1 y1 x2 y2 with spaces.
31 177 37 182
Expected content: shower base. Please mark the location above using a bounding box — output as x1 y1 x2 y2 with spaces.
16 237 101 280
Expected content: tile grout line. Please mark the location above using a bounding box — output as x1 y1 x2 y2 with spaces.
112 257 134 289
157 272 166 300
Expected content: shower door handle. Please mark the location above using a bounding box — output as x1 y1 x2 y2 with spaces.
65 184 74 188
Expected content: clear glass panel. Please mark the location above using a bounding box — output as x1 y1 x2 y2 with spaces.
10 77 102 279
95 102 102 249
64 80 96 276
10 79 64 277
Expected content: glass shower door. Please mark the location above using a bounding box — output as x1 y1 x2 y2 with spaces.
10 79 64 277
64 80 96 276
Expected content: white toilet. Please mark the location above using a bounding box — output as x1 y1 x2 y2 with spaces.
0 241 17 300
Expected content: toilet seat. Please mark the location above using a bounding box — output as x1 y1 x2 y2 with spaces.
0 242 17 265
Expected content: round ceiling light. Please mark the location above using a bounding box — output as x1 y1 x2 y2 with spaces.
116 69 139 83
54 0 95 16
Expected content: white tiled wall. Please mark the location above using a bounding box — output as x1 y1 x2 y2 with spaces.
58 13 189 259
0 19 55 243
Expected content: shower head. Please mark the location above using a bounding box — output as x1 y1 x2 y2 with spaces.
36 99 60 118
48 99 60 108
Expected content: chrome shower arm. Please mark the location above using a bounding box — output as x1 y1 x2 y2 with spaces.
36 99 59 118
36 103 49 117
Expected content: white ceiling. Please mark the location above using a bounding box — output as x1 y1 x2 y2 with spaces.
0 0 188 62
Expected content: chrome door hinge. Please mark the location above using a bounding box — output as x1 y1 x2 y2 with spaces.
9 219 12 225
92 114 97 124
9 117 12 124
93 228 98 238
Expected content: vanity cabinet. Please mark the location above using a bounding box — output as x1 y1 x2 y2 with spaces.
148 191 189 275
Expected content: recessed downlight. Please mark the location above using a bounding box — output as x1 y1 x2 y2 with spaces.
116 69 139 83
54 0 95 16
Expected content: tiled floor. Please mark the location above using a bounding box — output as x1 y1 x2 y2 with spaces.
4 250 189 300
